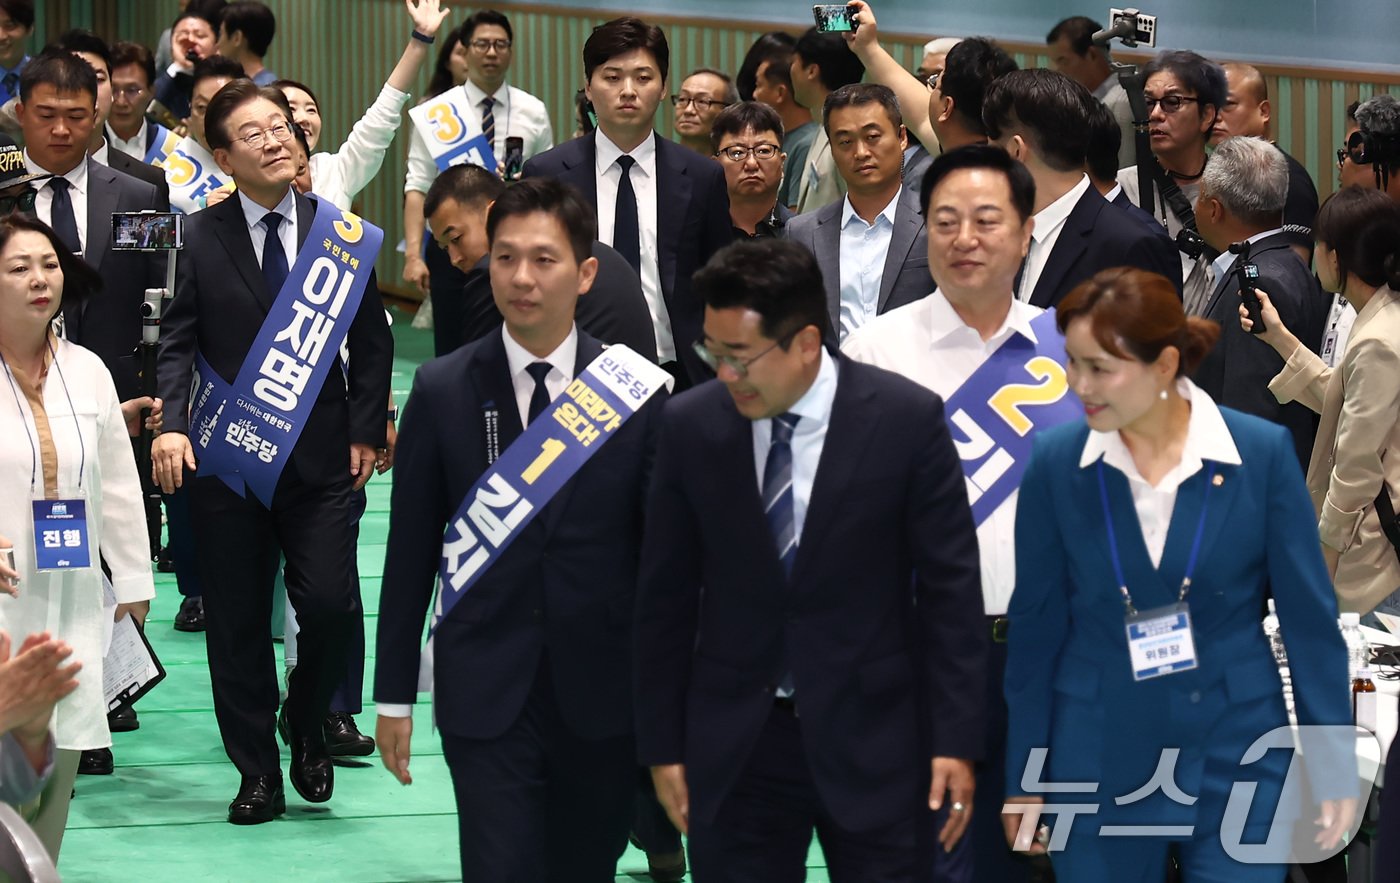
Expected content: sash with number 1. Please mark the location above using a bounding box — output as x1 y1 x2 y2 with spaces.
944 308 1083 526
408 86 500 172
188 197 384 507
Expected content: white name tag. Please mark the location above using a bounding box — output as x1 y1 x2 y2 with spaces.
1125 602 1198 681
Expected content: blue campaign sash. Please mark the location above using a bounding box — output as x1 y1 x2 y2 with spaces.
188 198 384 507
143 122 180 167
430 346 669 635
944 309 1082 526
408 89 500 172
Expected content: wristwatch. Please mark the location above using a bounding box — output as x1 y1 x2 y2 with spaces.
387 408 398 423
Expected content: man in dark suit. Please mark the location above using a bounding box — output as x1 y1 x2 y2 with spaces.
153 81 392 824
785 84 931 342
1085 97 1171 242
425 163 657 360
636 238 987 881
522 16 732 387
376 178 664 882
983 69 1181 309
1194 135 1328 466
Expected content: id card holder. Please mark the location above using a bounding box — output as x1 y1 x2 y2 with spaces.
31 495 93 571
1125 602 1198 681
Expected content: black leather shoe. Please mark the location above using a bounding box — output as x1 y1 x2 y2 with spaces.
278 704 334 803
173 596 205 632
108 704 139 732
155 546 174 573
647 847 687 883
228 774 286 825
324 712 375 757
77 747 113 776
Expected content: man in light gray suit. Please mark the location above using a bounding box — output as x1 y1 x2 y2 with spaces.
784 83 931 341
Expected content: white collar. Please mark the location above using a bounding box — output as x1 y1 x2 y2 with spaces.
594 127 657 176
1030 174 1090 244
1078 378 1243 479
92 140 109 166
501 323 579 384
841 187 901 230
238 187 297 231
24 150 87 190
1104 182 1123 202
925 287 1041 346
779 346 839 428
1209 227 1284 285
463 78 510 108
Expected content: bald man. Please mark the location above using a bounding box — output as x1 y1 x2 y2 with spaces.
1213 62 1318 265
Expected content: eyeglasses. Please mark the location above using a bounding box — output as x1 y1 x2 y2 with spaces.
1337 131 1370 169
691 331 795 378
468 38 512 53
923 71 942 90
1143 94 1200 114
112 85 147 100
237 122 294 150
0 187 36 214
671 95 730 111
716 143 781 163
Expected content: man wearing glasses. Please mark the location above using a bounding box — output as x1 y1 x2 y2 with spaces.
671 67 736 156
636 236 985 880
711 101 791 238
105 41 177 165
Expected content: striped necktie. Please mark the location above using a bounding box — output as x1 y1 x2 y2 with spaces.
480 97 496 152
762 413 801 577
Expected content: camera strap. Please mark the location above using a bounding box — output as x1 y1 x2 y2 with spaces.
1375 481 1400 567
1152 158 1199 233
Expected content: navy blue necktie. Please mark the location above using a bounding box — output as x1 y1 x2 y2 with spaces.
48 178 80 255
763 413 801 577
260 212 289 297
526 362 552 424
480 98 496 151
1 73 17 102
613 155 641 273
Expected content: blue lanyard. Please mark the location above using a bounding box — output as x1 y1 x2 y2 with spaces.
1096 459 1216 616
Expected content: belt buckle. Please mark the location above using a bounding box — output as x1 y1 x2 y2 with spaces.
991 617 1009 644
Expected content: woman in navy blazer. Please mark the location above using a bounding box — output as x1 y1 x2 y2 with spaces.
1001 269 1357 881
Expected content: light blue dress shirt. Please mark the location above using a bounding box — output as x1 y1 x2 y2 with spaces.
837 190 900 340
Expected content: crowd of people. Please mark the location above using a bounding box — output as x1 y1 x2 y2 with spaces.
0 0 1397 880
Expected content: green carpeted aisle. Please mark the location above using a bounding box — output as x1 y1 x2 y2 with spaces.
59 313 833 882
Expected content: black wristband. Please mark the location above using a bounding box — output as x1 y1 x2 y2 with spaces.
411 30 435 45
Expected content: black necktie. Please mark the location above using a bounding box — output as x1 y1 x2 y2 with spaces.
526 361 552 424
613 155 641 273
261 212 290 297
48 178 80 255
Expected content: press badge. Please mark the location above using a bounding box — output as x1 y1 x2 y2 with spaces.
31 496 92 571
1125 602 1198 681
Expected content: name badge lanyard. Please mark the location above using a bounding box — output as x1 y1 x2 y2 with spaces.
1 341 93 571
1097 459 1216 680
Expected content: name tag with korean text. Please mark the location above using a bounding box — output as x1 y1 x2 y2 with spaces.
1126 602 1199 681
31 497 92 571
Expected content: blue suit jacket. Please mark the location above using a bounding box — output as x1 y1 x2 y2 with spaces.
634 355 987 831
374 330 662 741
1006 410 1353 831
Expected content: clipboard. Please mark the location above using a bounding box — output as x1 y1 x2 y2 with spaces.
103 614 166 712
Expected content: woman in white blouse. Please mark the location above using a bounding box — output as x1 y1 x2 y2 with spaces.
0 215 155 861
277 0 452 211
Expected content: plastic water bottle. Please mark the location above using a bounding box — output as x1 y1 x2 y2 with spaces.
1339 611 1369 678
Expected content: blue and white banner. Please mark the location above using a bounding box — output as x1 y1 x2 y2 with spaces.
143 122 181 168
163 136 233 213
408 89 499 172
431 346 668 635
945 309 1082 526
189 198 383 507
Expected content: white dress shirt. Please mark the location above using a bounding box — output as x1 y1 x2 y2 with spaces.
837 189 900 340
595 129 673 362
310 84 412 211
842 290 1042 615
106 122 147 161
238 187 300 270
501 323 578 429
26 151 88 254
1078 378 1241 567
750 348 838 543
1018 174 1091 302
404 80 553 194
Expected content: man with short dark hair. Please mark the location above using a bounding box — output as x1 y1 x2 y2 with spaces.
1046 15 1134 168
107 40 179 165
216 1 278 86
788 27 864 214
1085 97 1170 241
377 176 666 882
786 83 931 339
154 8 219 119
0 0 34 105
982 68 1179 308
1193 135 1327 466
750 49 815 209
672 67 736 156
523 16 732 388
154 80 393 825
711 101 791 239
636 235 985 880
164 55 243 212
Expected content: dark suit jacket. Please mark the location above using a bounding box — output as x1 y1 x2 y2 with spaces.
157 189 392 488
522 131 733 382
64 158 166 401
104 148 172 210
634 355 987 831
374 330 662 740
459 241 658 363
1112 188 1172 241
783 185 931 337
1192 232 1329 466
1029 185 1182 309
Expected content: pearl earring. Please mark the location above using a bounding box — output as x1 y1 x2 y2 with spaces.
1159 389 1169 401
